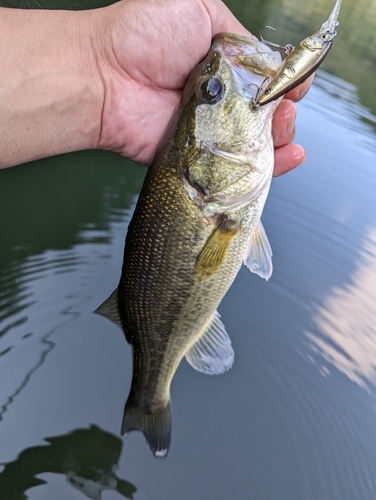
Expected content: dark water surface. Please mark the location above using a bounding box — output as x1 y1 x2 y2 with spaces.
1 0 376 499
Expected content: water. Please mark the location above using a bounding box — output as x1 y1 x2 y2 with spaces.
1 0 376 499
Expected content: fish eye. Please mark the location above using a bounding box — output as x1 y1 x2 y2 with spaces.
198 77 224 104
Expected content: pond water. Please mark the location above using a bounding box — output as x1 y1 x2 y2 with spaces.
1 1 376 499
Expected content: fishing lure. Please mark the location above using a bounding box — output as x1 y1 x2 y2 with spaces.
252 0 342 107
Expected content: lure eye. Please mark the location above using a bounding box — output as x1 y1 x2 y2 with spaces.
198 77 224 104
321 32 333 41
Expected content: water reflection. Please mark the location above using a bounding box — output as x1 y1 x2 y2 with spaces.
0 425 136 499
0 1 375 497
0 153 143 425
0 248 86 422
0 218 138 431
307 226 376 389
308 71 376 142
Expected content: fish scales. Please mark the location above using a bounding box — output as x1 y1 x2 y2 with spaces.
119 157 247 396
96 33 282 457
96 0 342 458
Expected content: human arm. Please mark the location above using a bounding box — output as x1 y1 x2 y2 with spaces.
0 0 312 173
0 7 102 168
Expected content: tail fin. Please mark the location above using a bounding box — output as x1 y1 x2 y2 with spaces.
121 401 172 458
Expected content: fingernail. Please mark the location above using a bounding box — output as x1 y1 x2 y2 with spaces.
296 74 315 100
294 145 306 164
297 86 309 100
286 119 295 136
284 103 296 135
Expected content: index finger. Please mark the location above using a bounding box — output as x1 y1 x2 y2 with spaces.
283 74 315 102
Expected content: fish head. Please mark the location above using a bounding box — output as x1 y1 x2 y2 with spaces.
174 33 283 208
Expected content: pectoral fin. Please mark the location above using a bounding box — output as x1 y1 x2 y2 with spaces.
195 218 238 280
243 221 273 280
185 310 234 374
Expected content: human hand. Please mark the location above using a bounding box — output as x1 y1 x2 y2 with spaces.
0 1 312 171
94 0 313 176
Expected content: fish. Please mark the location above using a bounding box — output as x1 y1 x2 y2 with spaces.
254 0 342 106
95 32 284 458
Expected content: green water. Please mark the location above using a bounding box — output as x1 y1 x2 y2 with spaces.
1 1 376 499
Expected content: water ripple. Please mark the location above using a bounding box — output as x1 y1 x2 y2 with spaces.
0 205 134 424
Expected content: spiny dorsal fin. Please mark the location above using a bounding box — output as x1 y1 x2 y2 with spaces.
243 221 273 280
195 217 238 280
185 310 234 374
94 289 123 329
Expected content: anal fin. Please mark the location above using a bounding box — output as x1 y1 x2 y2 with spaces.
185 310 234 374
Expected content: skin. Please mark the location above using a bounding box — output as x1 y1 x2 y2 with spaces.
0 0 313 173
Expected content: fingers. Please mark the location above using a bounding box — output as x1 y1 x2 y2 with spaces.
272 99 296 148
272 100 306 177
273 76 314 150
284 74 314 103
273 144 306 177
272 74 314 176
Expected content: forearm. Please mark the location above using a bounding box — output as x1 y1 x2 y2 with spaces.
0 7 103 168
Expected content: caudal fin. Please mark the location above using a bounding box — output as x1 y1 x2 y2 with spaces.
121 401 172 458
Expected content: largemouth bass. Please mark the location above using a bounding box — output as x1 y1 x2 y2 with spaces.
96 33 283 457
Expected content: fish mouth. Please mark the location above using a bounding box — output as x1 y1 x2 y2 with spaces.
211 33 282 101
212 32 281 65
211 33 261 54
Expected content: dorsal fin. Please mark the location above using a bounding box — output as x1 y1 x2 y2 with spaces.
243 221 273 280
195 217 238 280
185 310 234 374
94 289 123 329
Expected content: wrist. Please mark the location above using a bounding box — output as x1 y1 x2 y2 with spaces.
0 7 104 168
90 1 134 157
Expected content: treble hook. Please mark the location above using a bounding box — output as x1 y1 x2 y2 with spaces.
259 26 295 55
244 81 261 95
250 77 270 110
